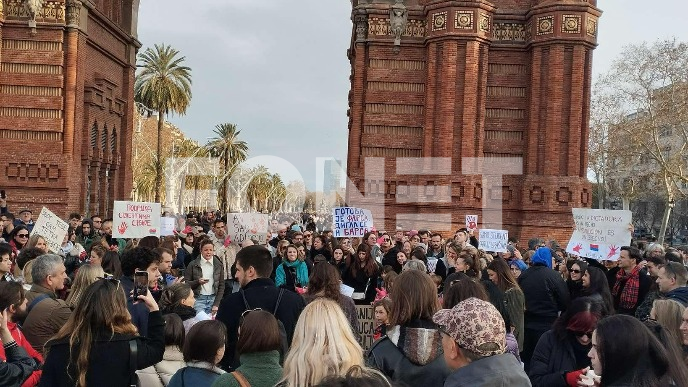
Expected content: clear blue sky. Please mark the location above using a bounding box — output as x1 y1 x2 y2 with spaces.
137 0 688 190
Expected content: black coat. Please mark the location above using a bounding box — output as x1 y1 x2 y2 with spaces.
529 330 590 387
216 278 306 370
612 267 652 316
0 345 39 387
381 247 401 273
120 275 151 337
39 311 165 387
519 265 570 329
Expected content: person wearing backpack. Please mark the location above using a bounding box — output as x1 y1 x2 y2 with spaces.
275 245 308 293
216 246 306 371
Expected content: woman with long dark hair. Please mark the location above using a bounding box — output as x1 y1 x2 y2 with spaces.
566 260 588 300
529 297 606 387
342 244 380 305
590 314 688 387
487 258 525 351
159 283 210 333
581 266 615 315
8 226 29 255
310 235 332 262
40 279 165 386
331 247 348 277
304 263 358 337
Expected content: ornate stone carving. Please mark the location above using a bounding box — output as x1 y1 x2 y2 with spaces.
368 18 425 38
389 0 408 51
479 13 490 33
536 15 554 35
432 11 447 32
562 14 581 34
586 16 598 37
455 11 473 30
354 14 368 42
24 0 43 30
5 0 64 22
65 0 81 28
493 22 526 42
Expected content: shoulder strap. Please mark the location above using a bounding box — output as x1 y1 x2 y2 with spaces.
231 370 252 387
27 294 50 313
274 288 284 315
129 339 138 387
239 289 251 310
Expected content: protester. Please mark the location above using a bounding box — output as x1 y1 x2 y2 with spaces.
331 246 348 277
611 246 652 316
518 247 570 371
581 266 615 315
279 298 364 387
312 366 392 387
0 281 43 387
101 250 122 279
487 258 525 351
650 299 685 347
372 297 392 341
159 283 210 333
528 297 605 387
137 314 186 387
589 314 688 386
304 263 358 333
14 210 34 233
643 319 688 378
184 239 225 315
40 279 164 386
168 320 227 386
22 254 71 354
566 260 588 300
100 219 126 253
9 226 30 255
656 262 688 305
0 243 15 282
211 310 283 387
65 264 104 309
120 247 161 337
276 245 309 292
216 245 306 370
433 297 531 386
367 270 448 386
509 259 527 279
342 244 381 305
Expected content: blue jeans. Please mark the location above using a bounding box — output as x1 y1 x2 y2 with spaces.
194 294 214 315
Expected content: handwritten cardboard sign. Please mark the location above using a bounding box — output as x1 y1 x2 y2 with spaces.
565 208 632 261
356 305 376 351
31 207 69 254
333 207 374 238
113 201 161 239
465 215 478 232
228 213 269 244
478 229 509 253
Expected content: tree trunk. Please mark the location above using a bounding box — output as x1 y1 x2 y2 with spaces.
155 110 164 204
658 200 672 245
223 153 229 214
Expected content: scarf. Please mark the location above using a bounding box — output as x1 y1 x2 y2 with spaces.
612 265 641 310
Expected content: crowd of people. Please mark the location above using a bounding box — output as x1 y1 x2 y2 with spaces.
0 204 687 386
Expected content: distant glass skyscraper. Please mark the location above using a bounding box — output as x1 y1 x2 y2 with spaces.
323 159 343 195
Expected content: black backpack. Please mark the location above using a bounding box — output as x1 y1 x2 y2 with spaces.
239 288 289 362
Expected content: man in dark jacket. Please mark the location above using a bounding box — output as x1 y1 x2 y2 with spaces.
216 245 306 371
611 246 652 316
656 262 688 305
518 247 570 372
433 298 531 387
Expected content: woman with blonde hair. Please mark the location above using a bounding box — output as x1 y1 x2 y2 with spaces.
25 234 48 254
40 278 165 386
279 298 364 387
65 264 104 309
651 298 685 346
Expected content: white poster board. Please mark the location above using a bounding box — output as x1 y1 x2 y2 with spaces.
113 201 161 239
333 207 374 238
566 208 632 261
31 207 69 254
160 217 176 236
465 215 478 232
478 229 509 253
228 213 269 245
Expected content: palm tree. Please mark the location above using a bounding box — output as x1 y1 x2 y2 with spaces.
207 123 249 213
134 44 192 203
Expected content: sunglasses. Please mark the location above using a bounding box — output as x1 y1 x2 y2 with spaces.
17 234 29 238
570 269 581 274
93 220 102 223
573 331 593 339
97 276 121 290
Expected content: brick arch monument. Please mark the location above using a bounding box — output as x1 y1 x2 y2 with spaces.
346 0 601 242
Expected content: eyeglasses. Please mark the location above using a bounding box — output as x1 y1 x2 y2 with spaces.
16 234 28 238
97 276 121 290
573 331 593 339
570 269 581 274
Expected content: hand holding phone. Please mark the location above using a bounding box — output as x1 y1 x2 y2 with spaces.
134 271 149 299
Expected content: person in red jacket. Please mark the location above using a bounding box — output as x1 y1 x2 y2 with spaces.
0 281 43 386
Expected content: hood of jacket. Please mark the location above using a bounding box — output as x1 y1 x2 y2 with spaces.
444 353 530 386
386 320 443 366
666 286 688 306
532 247 552 268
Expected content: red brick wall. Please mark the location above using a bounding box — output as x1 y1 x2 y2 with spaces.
0 0 139 219
347 1 600 243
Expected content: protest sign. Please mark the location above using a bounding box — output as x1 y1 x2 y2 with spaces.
160 217 176 236
356 305 376 351
113 201 161 239
31 207 69 254
466 215 478 232
333 207 374 238
478 229 508 252
229 213 269 244
565 208 632 261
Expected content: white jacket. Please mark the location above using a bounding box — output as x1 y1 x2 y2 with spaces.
137 345 185 387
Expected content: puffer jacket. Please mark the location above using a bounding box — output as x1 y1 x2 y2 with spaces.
366 319 450 387
137 345 185 387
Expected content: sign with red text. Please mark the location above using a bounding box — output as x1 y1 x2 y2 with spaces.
465 215 478 232
333 207 374 238
31 207 69 254
566 208 632 261
113 201 161 238
229 213 269 245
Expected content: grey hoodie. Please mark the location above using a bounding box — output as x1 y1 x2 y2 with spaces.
444 353 531 387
